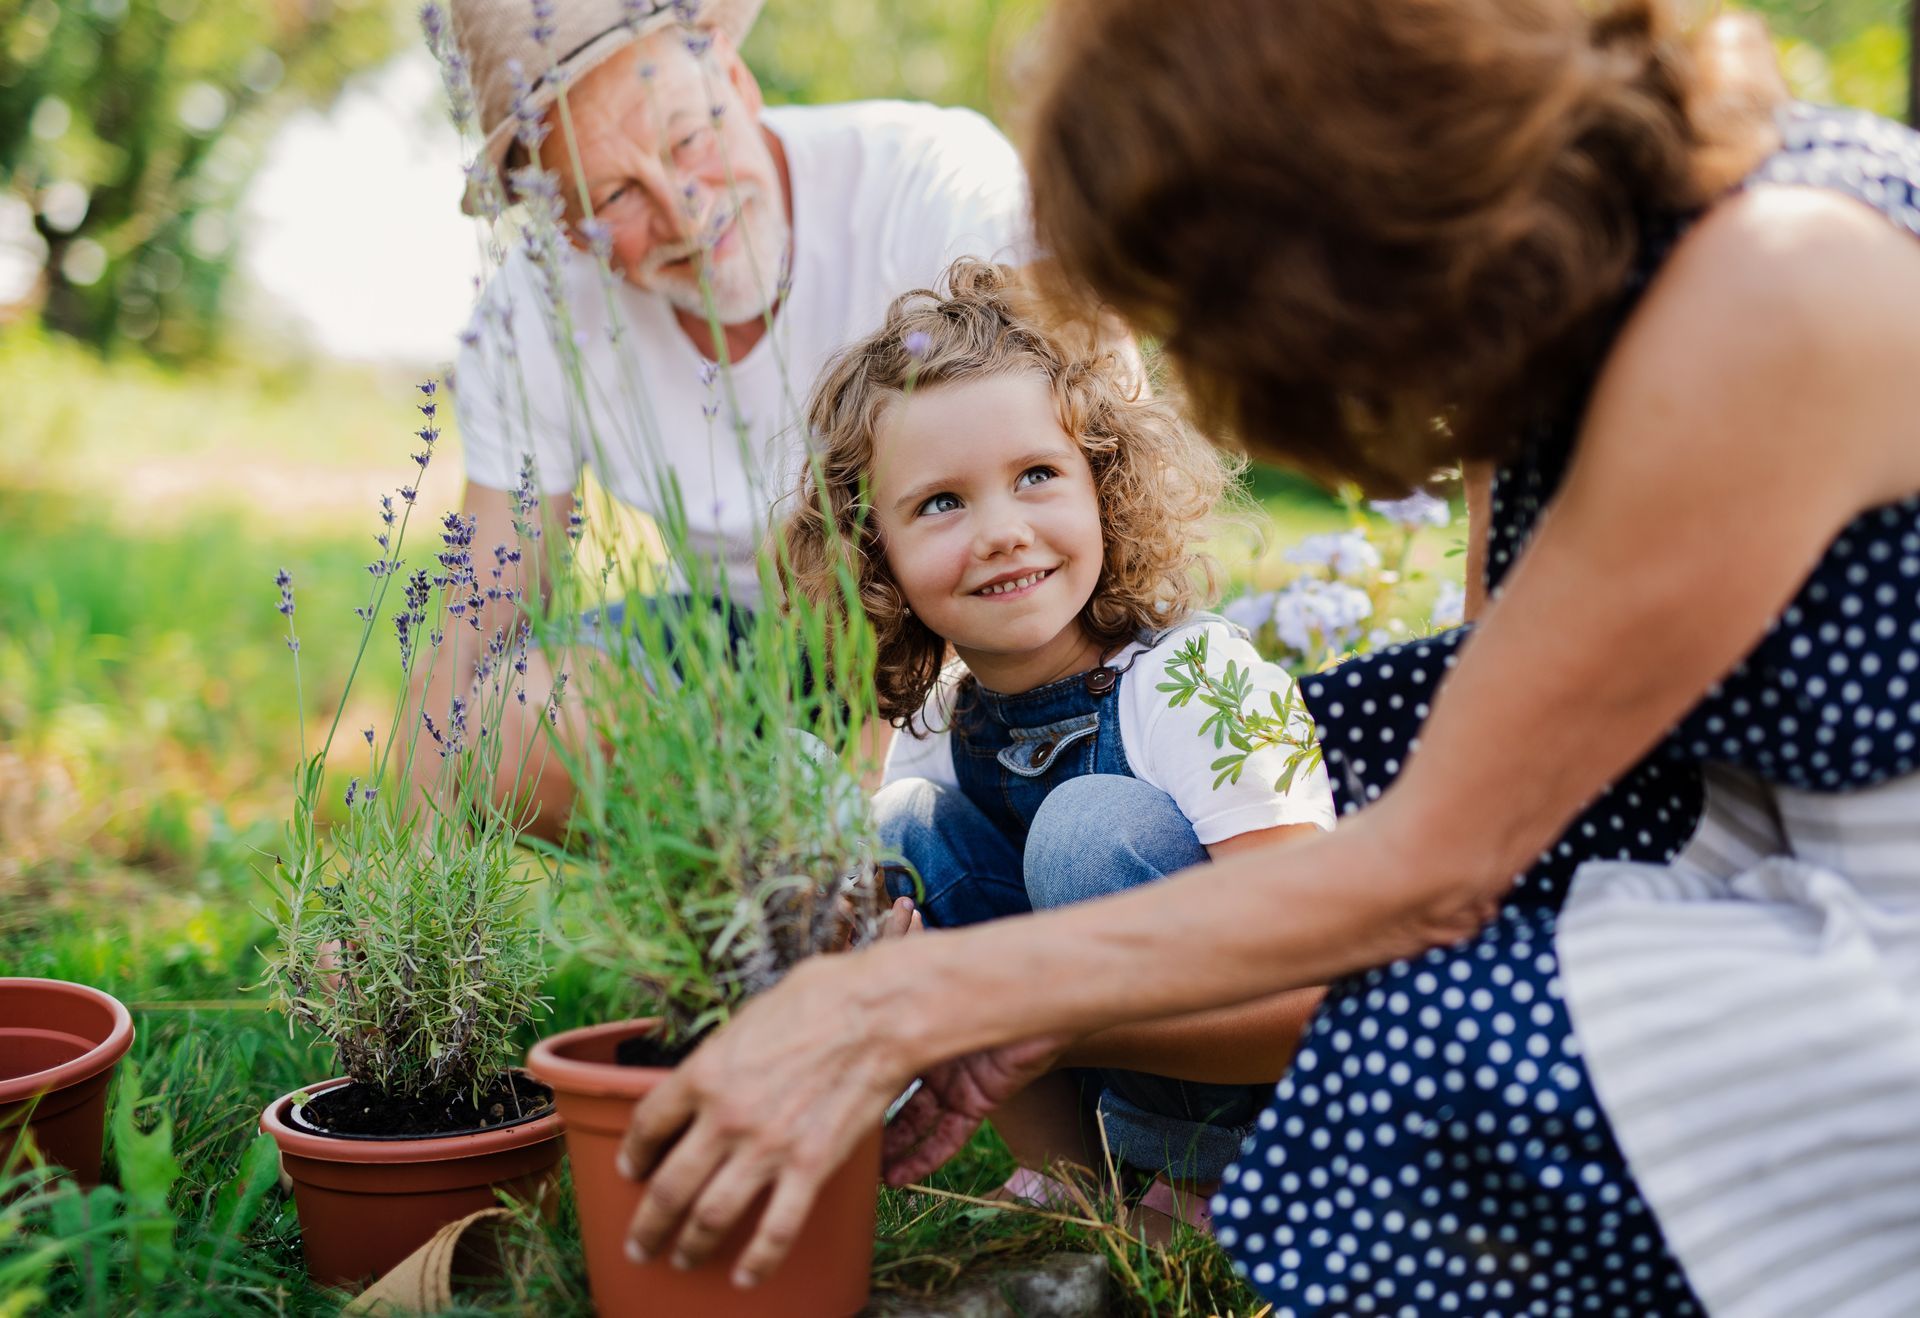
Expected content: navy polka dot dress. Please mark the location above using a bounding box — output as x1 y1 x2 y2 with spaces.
1216 105 1920 1316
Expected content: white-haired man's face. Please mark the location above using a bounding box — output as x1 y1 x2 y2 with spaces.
540 27 789 325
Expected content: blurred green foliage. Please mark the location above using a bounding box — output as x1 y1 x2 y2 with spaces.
0 0 397 358
1745 0 1912 118
744 0 1045 122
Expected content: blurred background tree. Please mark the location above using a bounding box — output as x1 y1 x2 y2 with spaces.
0 0 1909 366
0 0 396 359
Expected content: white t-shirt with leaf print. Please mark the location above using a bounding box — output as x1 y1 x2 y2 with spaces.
883 616 1339 846
452 100 1030 605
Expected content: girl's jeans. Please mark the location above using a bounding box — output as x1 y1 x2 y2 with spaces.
875 771 1268 1183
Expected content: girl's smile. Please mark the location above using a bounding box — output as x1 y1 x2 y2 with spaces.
971 566 1058 597
870 372 1107 694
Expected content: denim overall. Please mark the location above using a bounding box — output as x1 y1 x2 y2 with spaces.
878 624 1267 1181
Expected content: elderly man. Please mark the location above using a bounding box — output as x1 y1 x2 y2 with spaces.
436 0 1028 827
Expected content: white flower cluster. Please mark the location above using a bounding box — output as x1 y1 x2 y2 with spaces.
1285 529 1381 579
1368 489 1451 530
1226 577 1375 659
1429 580 1467 630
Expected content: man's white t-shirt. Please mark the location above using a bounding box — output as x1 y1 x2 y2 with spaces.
883 617 1339 845
453 101 1029 603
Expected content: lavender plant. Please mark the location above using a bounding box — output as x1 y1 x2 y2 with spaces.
553 546 888 1048
1161 485 1466 792
420 0 888 1050
264 384 552 1103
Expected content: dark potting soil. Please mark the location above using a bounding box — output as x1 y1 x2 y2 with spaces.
613 1026 710 1069
298 1071 553 1139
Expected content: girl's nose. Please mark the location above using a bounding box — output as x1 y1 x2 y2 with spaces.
974 509 1034 557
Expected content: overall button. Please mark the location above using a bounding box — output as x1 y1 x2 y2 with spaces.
1032 739 1056 760
1083 667 1118 697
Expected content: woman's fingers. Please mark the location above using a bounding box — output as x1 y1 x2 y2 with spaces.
884 1110 981 1186
619 1067 699 1184
881 1084 940 1166
668 1148 778 1270
732 1167 827 1289
624 1112 726 1264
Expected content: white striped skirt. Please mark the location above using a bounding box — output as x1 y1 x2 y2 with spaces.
1559 765 1920 1318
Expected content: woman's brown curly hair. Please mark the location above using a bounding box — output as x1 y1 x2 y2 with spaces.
1021 0 1780 494
779 259 1244 726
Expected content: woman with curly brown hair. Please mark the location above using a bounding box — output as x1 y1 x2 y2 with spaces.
781 260 1334 1223
617 3 1920 1312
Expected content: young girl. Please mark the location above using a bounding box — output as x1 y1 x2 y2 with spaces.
781 259 1335 1225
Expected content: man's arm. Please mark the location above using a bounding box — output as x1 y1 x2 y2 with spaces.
410 480 584 840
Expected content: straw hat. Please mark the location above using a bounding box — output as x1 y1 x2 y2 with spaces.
451 0 765 214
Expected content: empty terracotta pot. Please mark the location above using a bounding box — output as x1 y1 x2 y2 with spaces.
0 977 135 1184
528 1019 880 1318
260 1073 564 1288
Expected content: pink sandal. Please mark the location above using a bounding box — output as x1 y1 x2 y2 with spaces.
1137 1179 1215 1234
999 1166 1082 1210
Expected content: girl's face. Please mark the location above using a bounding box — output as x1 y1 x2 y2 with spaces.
870 372 1106 692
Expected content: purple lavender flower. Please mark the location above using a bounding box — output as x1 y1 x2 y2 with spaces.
902 330 933 360
274 568 295 617
579 217 613 262
529 0 557 48
345 778 360 808
698 360 719 388
363 786 378 804
417 379 437 397
512 455 541 525
364 727 376 746
505 58 549 155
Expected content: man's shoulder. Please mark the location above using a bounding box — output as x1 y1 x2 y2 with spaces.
767 100 1014 172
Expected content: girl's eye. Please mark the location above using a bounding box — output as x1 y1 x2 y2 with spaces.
1016 466 1060 489
917 492 962 517
674 127 711 157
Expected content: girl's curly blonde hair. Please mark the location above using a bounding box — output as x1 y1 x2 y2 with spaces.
780 259 1243 726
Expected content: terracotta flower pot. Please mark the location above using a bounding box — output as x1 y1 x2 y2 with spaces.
260 1073 564 1288
0 977 135 1185
527 1019 880 1318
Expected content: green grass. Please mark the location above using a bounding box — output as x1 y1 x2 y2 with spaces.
1 331 1436 1315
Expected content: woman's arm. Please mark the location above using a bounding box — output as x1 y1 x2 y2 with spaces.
620 186 1920 1284
1054 823 1324 1083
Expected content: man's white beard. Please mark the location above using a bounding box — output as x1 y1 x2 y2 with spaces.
642 191 790 327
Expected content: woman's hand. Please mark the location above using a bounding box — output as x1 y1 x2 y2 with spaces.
616 952 917 1288
881 1035 1068 1186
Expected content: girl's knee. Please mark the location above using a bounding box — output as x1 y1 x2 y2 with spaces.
1025 775 1207 910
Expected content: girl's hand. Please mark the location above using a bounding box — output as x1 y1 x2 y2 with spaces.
880 1035 1068 1186
616 954 914 1287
